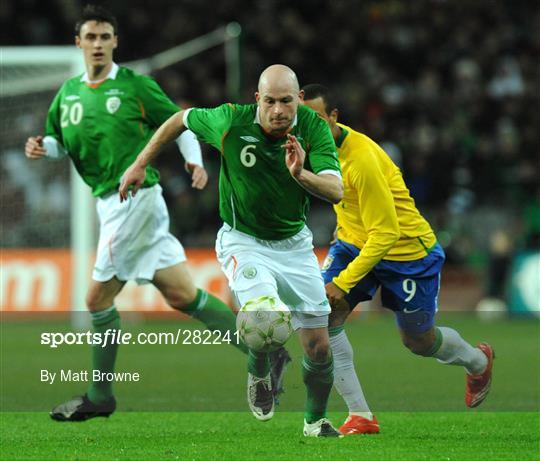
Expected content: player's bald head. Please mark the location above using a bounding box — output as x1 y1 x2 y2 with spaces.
255 64 303 137
258 64 300 94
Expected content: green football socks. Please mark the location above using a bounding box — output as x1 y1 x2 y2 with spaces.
87 289 247 404
247 349 271 378
87 306 120 404
302 355 334 423
185 288 248 354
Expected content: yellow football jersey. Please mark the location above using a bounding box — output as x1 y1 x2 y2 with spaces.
332 123 437 292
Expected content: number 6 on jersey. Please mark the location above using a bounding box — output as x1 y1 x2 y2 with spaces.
240 144 256 167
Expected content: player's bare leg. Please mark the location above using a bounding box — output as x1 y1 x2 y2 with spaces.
86 277 126 312
153 262 247 354
298 327 341 437
399 327 494 408
328 305 379 435
50 277 125 421
152 262 198 308
155 265 291 399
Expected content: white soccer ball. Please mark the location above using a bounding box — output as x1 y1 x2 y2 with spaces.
236 296 293 352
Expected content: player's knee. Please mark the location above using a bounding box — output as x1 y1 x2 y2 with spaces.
304 336 331 363
85 292 100 311
85 290 114 312
401 334 433 356
163 286 197 311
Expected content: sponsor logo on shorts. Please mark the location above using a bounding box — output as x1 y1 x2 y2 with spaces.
321 255 334 271
318 300 329 306
242 267 257 279
403 306 422 314
401 309 430 327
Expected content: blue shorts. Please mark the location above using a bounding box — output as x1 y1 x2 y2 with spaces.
322 239 445 333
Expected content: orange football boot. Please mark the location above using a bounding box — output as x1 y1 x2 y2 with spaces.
339 415 380 435
465 343 495 408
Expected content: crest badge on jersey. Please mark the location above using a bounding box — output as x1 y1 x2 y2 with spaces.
106 96 121 114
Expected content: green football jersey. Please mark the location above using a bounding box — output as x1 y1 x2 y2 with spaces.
45 65 179 197
185 103 341 240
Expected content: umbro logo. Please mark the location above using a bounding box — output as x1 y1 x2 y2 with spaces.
240 135 260 142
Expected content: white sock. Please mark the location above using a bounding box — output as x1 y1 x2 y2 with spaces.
433 327 488 375
329 330 373 418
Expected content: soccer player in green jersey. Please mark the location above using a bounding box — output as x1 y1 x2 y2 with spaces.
120 65 345 437
24 5 290 422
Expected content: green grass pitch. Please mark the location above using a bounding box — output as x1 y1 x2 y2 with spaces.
1 313 539 460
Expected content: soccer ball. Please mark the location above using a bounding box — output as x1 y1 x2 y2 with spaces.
236 296 293 352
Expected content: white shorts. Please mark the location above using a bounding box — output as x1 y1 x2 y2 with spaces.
93 184 186 285
215 223 330 329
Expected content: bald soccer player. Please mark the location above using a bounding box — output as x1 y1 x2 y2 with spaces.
120 65 344 437
26 5 290 423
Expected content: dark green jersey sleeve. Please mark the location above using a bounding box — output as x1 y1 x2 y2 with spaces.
44 86 64 143
136 75 180 128
184 103 236 151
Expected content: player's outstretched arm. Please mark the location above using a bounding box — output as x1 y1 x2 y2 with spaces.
296 171 343 204
283 134 343 204
119 111 186 201
25 136 47 160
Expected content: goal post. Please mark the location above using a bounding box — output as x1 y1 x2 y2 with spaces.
1 23 242 322
125 22 242 100
2 46 91 325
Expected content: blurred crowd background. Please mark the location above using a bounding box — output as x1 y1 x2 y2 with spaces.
1 0 539 308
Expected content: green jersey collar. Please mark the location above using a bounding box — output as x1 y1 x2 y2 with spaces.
335 126 348 148
254 106 298 129
80 62 119 83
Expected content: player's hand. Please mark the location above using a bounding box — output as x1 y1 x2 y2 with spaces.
283 134 305 178
119 162 146 202
185 162 208 190
325 281 349 310
25 136 47 160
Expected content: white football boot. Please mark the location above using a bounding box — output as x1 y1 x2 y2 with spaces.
247 373 274 421
303 418 343 437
